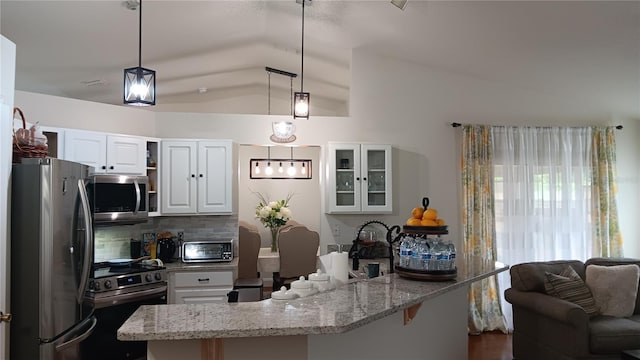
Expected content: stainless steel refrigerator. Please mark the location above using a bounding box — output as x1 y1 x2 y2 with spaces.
10 158 96 360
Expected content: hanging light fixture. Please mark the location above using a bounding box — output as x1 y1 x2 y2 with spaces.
293 0 310 119
250 146 311 180
265 67 298 142
264 146 274 175
123 0 156 106
287 147 297 176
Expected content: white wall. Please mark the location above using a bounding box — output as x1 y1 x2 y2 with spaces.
1 35 16 360
15 91 156 137
349 48 640 258
13 47 640 259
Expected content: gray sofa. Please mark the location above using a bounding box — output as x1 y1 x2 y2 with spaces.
505 258 640 360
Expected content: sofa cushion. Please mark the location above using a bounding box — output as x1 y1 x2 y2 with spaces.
586 264 640 317
510 260 586 292
586 258 640 315
589 315 640 354
544 266 599 316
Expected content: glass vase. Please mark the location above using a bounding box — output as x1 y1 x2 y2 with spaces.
270 228 279 252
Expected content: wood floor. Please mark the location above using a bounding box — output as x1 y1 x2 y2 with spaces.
468 331 513 360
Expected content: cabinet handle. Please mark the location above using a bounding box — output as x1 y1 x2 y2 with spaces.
198 278 210 282
363 177 367 181
109 166 114 170
356 177 360 181
191 174 195 178
199 174 203 178
101 166 106 170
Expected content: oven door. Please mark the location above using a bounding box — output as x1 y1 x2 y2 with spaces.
81 284 166 360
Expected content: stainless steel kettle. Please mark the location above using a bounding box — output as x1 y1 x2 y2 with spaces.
156 237 176 263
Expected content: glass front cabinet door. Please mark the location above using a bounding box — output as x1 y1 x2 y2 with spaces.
326 143 392 214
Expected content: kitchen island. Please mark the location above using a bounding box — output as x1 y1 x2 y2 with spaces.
118 258 508 360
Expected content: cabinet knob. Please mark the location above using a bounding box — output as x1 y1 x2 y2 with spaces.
363 177 367 181
109 166 114 170
199 174 203 178
356 177 360 181
191 174 195 178
101 166 106 170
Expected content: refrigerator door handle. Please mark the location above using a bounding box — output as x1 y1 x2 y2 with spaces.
77 179 94 304
54 315 97 352
133 178 141 214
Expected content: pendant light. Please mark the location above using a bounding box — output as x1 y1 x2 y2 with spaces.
266 67 298 142
287 147 297 176
124 0 156 106
264 146 274 176
293 0 310 119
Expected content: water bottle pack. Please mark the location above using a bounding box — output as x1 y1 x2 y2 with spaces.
398 235 456 271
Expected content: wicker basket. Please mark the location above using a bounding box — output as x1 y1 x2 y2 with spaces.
12 107 48 163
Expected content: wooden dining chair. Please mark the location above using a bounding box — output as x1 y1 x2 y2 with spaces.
233 221 263 300
273 225 320 290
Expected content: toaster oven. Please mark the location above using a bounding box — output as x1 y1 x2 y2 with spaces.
181 240 234 263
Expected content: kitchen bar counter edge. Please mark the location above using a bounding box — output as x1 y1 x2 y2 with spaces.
118 259 507 341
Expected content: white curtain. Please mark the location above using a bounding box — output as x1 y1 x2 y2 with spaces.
492 126 593 330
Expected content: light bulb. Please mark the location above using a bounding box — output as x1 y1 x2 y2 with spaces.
287 163 296 176
254 162 261 174
278 162 284 173
130 82 149 98
265 162 273 176
294 100 308 116
301 163 306 175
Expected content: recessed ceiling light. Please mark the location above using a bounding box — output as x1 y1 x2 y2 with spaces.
197 87 208 94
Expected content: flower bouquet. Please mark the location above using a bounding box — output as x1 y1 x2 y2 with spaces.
254 192 293 252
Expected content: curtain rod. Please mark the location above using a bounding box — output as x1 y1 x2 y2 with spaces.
450 122 623 130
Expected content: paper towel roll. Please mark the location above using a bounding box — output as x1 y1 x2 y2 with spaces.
332 251 349 285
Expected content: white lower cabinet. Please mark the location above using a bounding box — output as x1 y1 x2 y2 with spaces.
168 270 233 304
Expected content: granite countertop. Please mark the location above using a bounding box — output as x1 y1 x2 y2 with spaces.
163 258 238 272
118 258 508 341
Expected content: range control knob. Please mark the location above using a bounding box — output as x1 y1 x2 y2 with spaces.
104 280 112 289
93 281 101 291
154 273 162 281
145 274 153 282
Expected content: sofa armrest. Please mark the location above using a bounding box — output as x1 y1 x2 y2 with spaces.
505 288 589 327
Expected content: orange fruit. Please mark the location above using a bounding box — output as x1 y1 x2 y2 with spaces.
406 218 422 226
422 208 438 220
421 219 438 226
411 207 424 219
436 218 446 226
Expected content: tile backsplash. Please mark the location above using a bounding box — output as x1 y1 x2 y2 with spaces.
94 214 238 262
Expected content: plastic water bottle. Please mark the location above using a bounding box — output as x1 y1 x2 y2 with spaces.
409 238 422 270
447 241 457 270
415 238 429 270
432 238 448 270
399 236 412 267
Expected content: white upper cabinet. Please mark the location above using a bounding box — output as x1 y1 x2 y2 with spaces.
64 129 146 175
326 143 392 214
161 140 232 215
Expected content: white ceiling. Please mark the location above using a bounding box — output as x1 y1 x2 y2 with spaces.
1 1 639 117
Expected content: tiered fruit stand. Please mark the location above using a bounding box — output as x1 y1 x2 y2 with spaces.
392 225 457 281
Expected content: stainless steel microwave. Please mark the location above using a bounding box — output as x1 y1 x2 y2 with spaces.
182 240 234 263
89 175 149 225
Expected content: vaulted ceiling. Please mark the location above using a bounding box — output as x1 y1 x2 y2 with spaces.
2 1 639 117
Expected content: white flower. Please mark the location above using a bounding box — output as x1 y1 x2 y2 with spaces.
280 207 292 220
268 201 278 208
259 206 272 218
